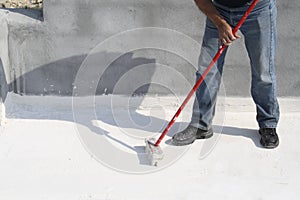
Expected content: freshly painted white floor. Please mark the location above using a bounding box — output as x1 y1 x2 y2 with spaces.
0 93 299 200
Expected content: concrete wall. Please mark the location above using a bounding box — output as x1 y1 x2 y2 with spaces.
0 0 299 97
0 11 9 124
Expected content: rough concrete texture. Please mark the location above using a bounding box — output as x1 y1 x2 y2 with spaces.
0 0 42 9
0 11 9 124
0 59 7 125
0 0 299 97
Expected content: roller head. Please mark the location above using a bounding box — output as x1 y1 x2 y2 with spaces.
145 138 164 166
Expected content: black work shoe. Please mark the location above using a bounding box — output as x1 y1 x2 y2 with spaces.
259 128 279 149
172 125 213 146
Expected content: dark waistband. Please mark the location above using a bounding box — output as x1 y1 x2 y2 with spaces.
213 0 253 8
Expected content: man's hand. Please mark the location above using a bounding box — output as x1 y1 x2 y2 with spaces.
194 0 241 46
216 19 241 46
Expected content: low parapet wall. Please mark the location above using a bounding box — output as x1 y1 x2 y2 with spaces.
0 11 9 124
0 0 299 98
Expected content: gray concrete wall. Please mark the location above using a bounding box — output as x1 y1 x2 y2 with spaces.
0 11 9 124
0 0 299 97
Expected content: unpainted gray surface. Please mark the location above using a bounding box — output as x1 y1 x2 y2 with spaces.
0 0 299 97
0 11 9 123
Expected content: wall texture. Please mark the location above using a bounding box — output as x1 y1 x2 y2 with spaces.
0 0 42 9
0 11 9 124
0 0 299 97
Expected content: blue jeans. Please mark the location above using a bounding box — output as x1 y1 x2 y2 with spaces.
191 0 279 130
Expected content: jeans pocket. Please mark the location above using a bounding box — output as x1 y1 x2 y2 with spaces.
205 18 217 30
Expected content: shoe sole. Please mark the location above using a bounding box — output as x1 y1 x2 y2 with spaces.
260 138 279 149
196 129 213 139
172 130 213 146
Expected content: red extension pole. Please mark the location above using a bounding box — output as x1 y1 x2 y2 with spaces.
155 0 259 146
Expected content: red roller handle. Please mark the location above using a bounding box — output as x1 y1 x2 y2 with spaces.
155 0 259 146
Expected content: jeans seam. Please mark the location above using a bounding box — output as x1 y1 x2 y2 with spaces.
190 123 211 131
269 1 277 121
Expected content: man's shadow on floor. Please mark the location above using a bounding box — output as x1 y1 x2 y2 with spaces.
213 125 262 148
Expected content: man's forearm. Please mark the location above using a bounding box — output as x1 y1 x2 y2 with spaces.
194 0 226 29
194 0 239 46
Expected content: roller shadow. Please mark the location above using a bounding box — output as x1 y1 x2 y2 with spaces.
92 107 189 165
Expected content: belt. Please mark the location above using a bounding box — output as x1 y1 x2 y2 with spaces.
214 0 253 8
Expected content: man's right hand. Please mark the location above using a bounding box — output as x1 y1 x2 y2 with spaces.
194 0 241 46
216 19 241 46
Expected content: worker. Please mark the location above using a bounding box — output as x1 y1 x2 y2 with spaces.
172 0 279 148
